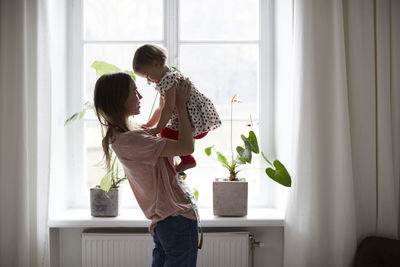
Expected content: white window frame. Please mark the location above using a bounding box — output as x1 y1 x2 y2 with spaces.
66 0 275 209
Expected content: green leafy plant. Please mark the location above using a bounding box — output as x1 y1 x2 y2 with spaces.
205 94 292 187
193 188 199 202
64 61 134 192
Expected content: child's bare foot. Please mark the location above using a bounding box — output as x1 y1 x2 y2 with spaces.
176 162 196 173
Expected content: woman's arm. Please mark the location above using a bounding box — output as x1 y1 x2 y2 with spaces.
143 97 164 128
159 78 193 157
150 87 176 134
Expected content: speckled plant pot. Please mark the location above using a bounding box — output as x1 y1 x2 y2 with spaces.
90 186 119 217
213 179 248 217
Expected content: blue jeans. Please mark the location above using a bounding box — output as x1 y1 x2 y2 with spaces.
152 215 198 267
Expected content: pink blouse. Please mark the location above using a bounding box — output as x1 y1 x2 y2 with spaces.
111 130 197 235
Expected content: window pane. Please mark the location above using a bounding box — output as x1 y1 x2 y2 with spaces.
180 0 258 41
84 0 163 40
84 44 159 124
85 121 106 189
180 44 259 119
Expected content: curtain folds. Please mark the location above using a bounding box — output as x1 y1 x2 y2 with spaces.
0 0 51 266
283 0 400 266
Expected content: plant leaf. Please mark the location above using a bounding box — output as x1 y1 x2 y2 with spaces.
205 146 213 156
64 112 79 126
241 132 259 154
171 66 181 72
248 130 259 154
91 61 120 76
84 101 94 110
240 134 248 143
243 145 253 163
265 160 292 187
193 188 199 202
115 177 127 186
216 152 230 168
65 101 95 126
100 170 112 192
111 155 117 177
236 146 245 159
114 162 119 187
235 154 247 164
237 140 252 163
78 109 86 119
128 71 136 81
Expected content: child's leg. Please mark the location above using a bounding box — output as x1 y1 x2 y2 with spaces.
159 127 179 140
160 127 196 172
179 132 208 163
177 132 209 172
194 132 208 140
176 155 196 173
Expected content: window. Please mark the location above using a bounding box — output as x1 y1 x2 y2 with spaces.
67 0 276 209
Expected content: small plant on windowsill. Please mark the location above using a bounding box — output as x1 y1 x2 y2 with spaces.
65 61 132 193
204 94 291 216
65 61 134 217
205 94 292 186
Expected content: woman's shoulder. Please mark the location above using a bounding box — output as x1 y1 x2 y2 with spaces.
113 129 147 145
114 129 167 146
112 130 167 163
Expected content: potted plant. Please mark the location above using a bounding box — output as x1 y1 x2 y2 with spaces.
205 94 292 216
64 61 131 217
89 155 126 217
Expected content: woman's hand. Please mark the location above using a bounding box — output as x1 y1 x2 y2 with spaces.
175 78 191 108
159 77 194 157
145 127 161 136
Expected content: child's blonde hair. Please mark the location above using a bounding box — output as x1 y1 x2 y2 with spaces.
93 72 132 168
132 44 168 71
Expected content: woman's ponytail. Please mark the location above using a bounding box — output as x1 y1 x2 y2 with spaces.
101 126 114 169
93 72 132 169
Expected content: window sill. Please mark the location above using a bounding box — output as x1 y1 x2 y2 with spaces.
48 208 284 228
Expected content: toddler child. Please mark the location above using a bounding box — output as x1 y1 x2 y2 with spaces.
133 44 221 173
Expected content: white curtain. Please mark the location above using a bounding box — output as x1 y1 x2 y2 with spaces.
284 0 400 266
0 0 51 266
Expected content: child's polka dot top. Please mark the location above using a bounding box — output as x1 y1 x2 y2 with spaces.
156 67 222 137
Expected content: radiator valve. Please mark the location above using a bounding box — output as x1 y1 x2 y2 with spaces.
249 234 264 249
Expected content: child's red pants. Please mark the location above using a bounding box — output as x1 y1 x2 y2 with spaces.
160 127 208 165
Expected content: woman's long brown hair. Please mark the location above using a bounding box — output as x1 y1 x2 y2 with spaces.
93 72 132 169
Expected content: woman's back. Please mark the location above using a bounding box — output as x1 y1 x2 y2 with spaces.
111 129 197 235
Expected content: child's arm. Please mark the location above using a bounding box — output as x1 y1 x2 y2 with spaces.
148 86 176 135
143 97 164 128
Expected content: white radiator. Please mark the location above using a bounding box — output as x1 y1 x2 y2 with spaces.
82 232 250 267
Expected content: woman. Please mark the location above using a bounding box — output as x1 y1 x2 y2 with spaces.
94 72 199 267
